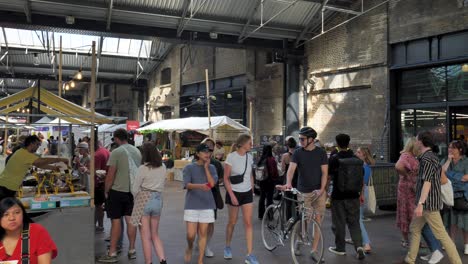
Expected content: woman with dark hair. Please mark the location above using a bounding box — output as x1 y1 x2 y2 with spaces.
131 142 167 264
281 137 298 220
0 197 57 263
257 145 278 219
441 140 468 256
183 143 217 264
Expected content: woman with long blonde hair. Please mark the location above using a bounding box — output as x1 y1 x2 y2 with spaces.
354 146 375 253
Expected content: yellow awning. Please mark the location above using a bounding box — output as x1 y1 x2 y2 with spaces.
0 87 114 124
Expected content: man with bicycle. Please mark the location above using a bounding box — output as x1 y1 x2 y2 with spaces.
282 127 328 258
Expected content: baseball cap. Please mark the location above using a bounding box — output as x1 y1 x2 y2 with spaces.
77 142 89 149
196 143 211 153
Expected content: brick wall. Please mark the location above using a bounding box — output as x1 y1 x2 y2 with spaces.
389 0 468 43
148 47 181 121
305 0 389 159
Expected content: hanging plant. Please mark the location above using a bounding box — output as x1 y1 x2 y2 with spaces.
139 128 165 135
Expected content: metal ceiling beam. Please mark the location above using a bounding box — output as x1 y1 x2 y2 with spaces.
3 63 134 76
106 0 113 31
0 72 139 84
324 5 360 15
24 0 32 23
0 11 288 50
238 0 300 42
97 35 103 78
294 0 326 47
176 0 191 37
238 0 262 43
2 46 164 62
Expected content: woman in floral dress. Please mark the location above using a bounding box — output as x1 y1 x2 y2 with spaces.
395 137 420 247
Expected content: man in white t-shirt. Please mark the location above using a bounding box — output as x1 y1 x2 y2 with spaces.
36 133 49 156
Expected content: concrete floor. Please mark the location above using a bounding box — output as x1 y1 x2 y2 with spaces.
94 181 468 264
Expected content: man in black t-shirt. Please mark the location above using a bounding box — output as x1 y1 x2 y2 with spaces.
281 127 328 259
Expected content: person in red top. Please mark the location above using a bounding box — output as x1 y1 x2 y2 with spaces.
0 197 57 264
95 140 111 233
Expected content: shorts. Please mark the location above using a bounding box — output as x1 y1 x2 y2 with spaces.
107 189 134 219
298 191 326 216
95 186 105 206
143 192 163 217
184 209 215 223
225 189 253 206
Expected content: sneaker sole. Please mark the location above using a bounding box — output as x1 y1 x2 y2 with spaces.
224 256 233 259
328 247 346 256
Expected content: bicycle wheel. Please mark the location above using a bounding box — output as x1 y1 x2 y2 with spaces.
261 204 282 251
290 218 324 264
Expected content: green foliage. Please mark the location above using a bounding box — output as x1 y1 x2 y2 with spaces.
139 128 165 135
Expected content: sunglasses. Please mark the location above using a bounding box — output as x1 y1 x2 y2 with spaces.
298 137 308 142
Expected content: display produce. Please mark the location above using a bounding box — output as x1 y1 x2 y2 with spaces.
18 164 91 210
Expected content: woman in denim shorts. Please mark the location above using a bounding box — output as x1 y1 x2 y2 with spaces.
131 142 167 264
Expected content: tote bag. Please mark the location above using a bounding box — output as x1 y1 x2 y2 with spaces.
366 174 377 214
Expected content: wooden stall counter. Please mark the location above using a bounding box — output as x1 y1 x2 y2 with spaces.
173 159 192 181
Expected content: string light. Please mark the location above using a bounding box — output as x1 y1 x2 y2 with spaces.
76 69 82 80
65 83 70 90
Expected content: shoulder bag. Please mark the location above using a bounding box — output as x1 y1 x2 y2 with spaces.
366 174 377 214
441 179 454 207
21 223 30 264
230 155 248 185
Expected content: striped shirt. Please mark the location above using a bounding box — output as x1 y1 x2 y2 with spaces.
415 150 442 211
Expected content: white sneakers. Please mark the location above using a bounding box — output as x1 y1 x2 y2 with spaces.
420 250 444 264
205 246 214 258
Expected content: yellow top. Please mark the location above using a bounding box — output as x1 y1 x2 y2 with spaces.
0 148 39 191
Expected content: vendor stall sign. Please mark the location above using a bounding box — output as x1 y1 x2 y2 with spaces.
35 126 50 131
126 120 140 131
260 135 283 146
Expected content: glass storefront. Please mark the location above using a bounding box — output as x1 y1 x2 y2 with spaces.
396 63 468 160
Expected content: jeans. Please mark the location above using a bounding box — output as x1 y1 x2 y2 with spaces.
258 179 275 219
421 224 442 252
143 192 163 216
360 204 371 245
406 211 461 264
331 198 362 252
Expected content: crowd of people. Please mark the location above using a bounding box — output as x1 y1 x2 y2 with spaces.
1 126 468 264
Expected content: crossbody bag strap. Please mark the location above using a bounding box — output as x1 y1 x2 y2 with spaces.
242 154 248 176
21 223 30 264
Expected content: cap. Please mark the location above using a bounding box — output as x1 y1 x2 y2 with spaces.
196 143 211 153
77 142 89 149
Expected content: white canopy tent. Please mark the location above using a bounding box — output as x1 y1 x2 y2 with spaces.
138 116 249 142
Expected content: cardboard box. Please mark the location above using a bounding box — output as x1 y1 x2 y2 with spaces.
30 200 58 210
60 196 91 208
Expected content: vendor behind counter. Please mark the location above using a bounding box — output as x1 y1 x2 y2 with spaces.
0 135 69 201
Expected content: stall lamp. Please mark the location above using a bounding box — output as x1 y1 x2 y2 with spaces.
65 83 70 90
463 64 468 73
17 108 20 112
76 70 83 80
70 81 75 88
226 93 232 99
184 107 188 112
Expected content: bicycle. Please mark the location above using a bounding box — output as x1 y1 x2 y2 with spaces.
261 187 324 263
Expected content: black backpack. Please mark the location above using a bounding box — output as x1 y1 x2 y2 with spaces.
336 156 364 194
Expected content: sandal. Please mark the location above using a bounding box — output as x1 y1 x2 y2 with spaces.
401 239 409 248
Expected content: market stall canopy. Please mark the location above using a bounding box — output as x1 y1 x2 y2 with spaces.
34 116 53 124
0 87 115 124
138 116 250 134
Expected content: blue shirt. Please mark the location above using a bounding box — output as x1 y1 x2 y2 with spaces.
183 163 218 210
363 164 371 185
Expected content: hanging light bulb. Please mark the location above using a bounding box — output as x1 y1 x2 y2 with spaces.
70 81 75 88
17 108 20 112
65 83 70 90
33 53 40 66
26 109 30 112
21 109 25 113
76 70 82 80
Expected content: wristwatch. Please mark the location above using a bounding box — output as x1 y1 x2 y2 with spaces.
418 201 424 205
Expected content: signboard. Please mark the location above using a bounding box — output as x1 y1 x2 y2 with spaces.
260 135 284 146
126 120 140 131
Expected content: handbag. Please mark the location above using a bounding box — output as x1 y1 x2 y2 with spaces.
366 174 377 214
255 165 268 181
211 184 224 210
441 179 454 207
453 193 468 211
229 155 248 185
